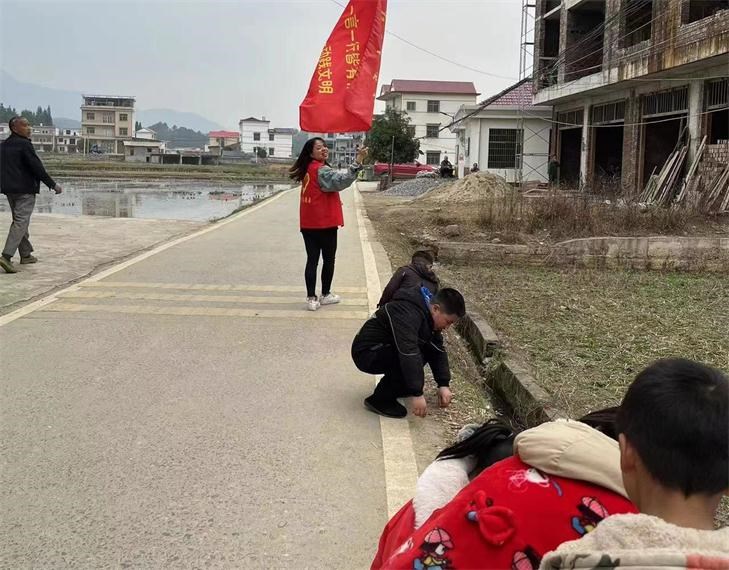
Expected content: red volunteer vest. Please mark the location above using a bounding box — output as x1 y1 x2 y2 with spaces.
300 161 344 230
373 456 637 570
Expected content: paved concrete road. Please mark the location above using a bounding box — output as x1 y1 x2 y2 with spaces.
0 212 203 313
0 188 395 568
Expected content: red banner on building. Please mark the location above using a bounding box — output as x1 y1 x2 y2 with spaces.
299 0 387 133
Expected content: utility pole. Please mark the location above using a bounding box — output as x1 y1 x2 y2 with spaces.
389 134 395 186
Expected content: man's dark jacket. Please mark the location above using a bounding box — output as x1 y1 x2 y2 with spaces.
352 286 450 396
378 261 439 307
1 133 56 194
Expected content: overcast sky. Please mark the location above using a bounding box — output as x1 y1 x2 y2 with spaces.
0 0 523 130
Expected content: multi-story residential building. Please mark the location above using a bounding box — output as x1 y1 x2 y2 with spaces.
239 117 295 158
55 128 81 153
31 124 57 152
266 128 296 158
81 95 135 154
300 132 364 166
532 0 729 189
135 128 157 141
377 80 480 166
240 116 270 157
452 79 552 182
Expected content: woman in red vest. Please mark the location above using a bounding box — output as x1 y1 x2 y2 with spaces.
289 138 368 311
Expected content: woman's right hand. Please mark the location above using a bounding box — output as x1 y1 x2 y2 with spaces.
355 146 369 164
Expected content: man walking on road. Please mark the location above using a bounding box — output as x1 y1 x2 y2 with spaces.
0 116 62 274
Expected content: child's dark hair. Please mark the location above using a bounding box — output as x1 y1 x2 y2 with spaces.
437 419 515 476
412 250 434 265
289 137 326 182
616 358 728 496
432 288 465 318
439 408 620 478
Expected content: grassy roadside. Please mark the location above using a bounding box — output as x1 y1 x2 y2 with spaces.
363 192 728 417
42 156 291 182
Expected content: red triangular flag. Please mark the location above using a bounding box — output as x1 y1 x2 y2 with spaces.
300 0 387 133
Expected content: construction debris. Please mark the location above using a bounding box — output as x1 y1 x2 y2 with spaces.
640 139 729 213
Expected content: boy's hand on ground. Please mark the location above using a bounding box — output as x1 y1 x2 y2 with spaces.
437 386 453 408
411 396 427 417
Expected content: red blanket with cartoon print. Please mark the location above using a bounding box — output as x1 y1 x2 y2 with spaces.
374 456 637 570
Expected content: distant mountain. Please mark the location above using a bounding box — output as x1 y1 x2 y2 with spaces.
137 109 222 134
54 117 81 129
0 70 223 133
147 122 208 149
0 70 81 119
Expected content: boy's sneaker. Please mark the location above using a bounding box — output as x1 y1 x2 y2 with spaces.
307 296 320 311
320 293 341 306
364 396 407 419
20 255 38 264
0 256 17 274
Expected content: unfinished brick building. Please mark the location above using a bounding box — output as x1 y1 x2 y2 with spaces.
532 0 729 192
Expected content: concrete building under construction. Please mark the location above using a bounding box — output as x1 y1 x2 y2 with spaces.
532 0 729 192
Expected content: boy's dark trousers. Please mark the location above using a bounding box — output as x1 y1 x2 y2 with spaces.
352 343 442 406
352 344 409 406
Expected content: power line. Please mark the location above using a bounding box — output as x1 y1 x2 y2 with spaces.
328 0 517 81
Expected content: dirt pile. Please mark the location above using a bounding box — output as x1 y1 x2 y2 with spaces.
418 171 511 204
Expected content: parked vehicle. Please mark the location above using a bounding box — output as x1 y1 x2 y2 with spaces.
373 161 437 179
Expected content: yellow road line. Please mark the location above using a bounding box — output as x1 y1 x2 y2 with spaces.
41 303 369 320
59 290 368 306
354 186 419 518
80 281 369 294
0 189 294 328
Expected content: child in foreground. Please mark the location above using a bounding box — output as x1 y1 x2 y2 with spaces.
540 358 729 569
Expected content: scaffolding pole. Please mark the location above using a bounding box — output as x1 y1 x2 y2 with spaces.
517 0 538 189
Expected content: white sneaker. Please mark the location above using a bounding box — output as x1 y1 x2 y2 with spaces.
307 296 320 311
320 293 341 306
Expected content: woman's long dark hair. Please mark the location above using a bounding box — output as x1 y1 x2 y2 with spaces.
437 408 620 478
289 137 326 182
437 419 515 477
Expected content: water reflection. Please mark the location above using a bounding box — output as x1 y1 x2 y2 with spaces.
0 180 290 221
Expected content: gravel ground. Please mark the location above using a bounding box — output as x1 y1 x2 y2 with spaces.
383 177 446 197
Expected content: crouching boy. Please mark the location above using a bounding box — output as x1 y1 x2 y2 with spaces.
352 287 466 419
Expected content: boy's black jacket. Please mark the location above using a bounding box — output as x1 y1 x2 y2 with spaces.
352 286 450 396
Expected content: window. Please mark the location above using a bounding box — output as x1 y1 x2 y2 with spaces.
119 113 128 121
622 0 653 47
86 112 95 120
488 129 522 169
406 101 416 111
686 0 729 23
407 125 416 138
427 100 440 113
426 124 440 138
426 151 441 165
253 132 261 141
119 127 128 136
269 132 275 141
87 127 95 134
269 147 275 156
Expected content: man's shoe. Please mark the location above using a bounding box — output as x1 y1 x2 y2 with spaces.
20 255 38 265
320 293 341 306
0 257 17 274
364 396 407 419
